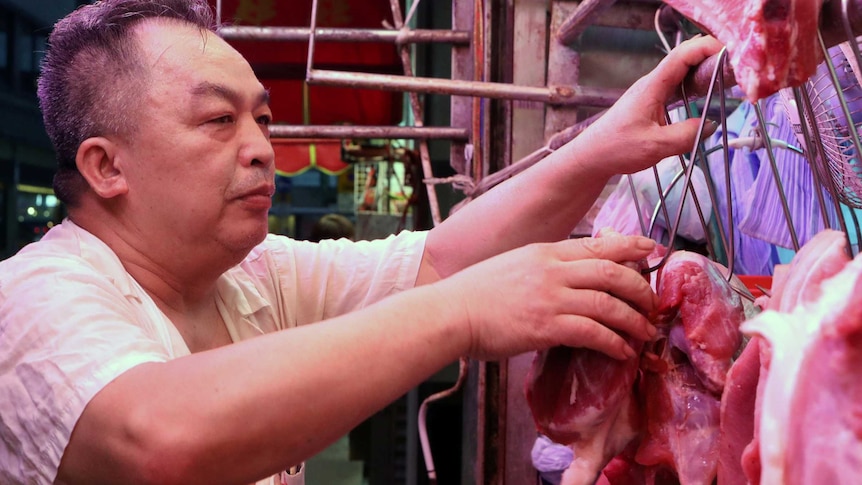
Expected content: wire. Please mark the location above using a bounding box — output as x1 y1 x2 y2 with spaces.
418 357 469 485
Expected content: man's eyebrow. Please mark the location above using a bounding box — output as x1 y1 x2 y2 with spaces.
189 82 270 107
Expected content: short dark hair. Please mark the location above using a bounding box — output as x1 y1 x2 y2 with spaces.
37 0 216 206
310 214 356 242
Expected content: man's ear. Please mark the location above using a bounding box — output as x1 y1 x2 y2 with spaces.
75 137 129 199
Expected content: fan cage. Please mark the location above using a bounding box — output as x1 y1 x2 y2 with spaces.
794 41 862 208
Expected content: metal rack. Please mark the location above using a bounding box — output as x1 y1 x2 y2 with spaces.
214 0 658 228
650 0 862 270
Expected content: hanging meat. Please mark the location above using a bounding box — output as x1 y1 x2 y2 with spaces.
716 335 761 485
661 0 825 101
525 248 746 485
632 251 745 485
524 229 646 485
652 252 745 395
525 343 643 485
737 230 862 485
723 230 852 485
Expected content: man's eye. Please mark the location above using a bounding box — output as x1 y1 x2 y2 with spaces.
257 115 272 125
211 115 234 124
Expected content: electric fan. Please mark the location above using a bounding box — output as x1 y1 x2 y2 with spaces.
778 42 862 208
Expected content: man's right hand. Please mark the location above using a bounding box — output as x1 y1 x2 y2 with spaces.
436 235 659 361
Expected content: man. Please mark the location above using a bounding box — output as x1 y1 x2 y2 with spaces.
0 0 722 483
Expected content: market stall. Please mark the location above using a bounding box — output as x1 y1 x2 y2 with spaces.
210 1 862 483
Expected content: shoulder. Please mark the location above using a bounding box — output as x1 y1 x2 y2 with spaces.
0 221 131 300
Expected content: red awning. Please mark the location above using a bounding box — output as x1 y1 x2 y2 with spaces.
209 1 403 176
272 139 349 176
210 0 404 127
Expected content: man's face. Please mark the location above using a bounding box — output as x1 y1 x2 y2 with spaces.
117 20 275 260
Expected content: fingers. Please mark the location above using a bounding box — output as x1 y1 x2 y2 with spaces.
553 235 656 265
560 259 657 315
544 237 659 357
552 314 640 361
651 35 725 102
652 116 720 160
546 237 658 313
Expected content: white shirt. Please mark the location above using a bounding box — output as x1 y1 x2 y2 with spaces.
0 219 426 484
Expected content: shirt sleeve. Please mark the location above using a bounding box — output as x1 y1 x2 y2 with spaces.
0 256 172 484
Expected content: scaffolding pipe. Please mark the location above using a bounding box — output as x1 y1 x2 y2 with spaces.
306 69 624 107
218 25 471 45
387 0 444 227
556 0 619 44
269 125 468 140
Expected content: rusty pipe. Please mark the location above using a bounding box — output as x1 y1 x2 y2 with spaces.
306 69 624 107
556 0 619 44
219 25 471 45
269 125 469 140
387 0 444 227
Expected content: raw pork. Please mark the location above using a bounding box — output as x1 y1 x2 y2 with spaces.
771 229 850 312
526 249 746 485
525 342 642 485
662 0 824 101
722 230 849 484
716 336 760 485
524 228 646 484
631 251 745 485
740 229 860 484
635 335 722 485
654 251 745 394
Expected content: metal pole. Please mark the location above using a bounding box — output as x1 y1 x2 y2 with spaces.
306 69 624 107
218 25 470 44
307 0 320 78
388 0 443 226
555 0 618 45
270 125 469 140
753 101 801 251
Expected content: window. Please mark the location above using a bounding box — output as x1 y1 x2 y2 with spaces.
17 19 47 93
0 7 10 86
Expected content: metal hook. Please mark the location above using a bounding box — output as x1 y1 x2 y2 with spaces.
644 47 728 274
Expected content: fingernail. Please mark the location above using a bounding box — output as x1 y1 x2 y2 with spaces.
637 237 656 250
702 118 719 137
646 324 657 340
624 345 638 359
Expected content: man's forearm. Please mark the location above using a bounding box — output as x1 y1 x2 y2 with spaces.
422 135 612 281
57 284 467 485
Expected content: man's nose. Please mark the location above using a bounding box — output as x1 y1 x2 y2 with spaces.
239 117 275 169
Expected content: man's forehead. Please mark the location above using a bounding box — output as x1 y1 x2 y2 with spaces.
189 81 271 106
134 19 230 68
133 19 264 99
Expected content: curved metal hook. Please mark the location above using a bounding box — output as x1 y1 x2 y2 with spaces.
644 47 729 274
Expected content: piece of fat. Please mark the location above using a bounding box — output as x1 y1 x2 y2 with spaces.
740 255 862 484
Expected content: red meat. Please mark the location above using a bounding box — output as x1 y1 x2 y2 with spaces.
655 252 745 395
663 0 824 101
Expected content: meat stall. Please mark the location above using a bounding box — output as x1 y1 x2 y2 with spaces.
215 0 862 483
470 1 862 484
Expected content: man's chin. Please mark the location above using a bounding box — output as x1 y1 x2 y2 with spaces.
222 221 269 255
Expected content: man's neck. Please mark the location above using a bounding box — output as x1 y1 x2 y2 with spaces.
74 218 234 353
69 209 228 324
